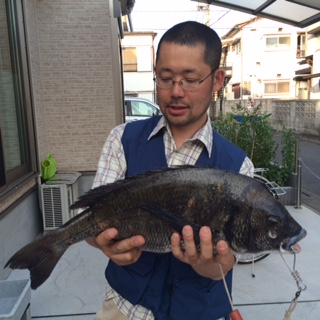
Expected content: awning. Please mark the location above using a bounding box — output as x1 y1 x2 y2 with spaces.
295 67 311 75
293 73 320 80
192 0 320 28
301 73 320 79
298 55 313 65
231 37 241 45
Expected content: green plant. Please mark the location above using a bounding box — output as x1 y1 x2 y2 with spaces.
213 100 295 186
265 126 296 186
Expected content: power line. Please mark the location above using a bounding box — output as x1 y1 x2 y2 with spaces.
209 10 231 27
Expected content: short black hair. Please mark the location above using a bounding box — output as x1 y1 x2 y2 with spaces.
156 21 222 71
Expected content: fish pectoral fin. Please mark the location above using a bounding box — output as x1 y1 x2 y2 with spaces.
140 204 202 242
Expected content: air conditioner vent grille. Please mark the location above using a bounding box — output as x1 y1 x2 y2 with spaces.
40 184 77 230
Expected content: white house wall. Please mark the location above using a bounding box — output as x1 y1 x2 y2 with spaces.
311 50 320 98
305 24 320 99
122 32 156 101
304 23 320 57
123 72 154 93
137 46 153 71
226 18 304 99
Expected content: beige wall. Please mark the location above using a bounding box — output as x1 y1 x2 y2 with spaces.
27 0 123 172
1 0 123 213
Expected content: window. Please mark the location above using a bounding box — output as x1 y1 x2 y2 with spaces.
232 83 240 99
122 47 137 72
124 98 161 122
242 81 251 95
0 0 36 194
130 101 158 117
297 33 306 58
264 81 290 95
232 41 241 55
266 36 291 50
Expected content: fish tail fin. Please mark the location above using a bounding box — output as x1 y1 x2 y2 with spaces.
5 233 68 290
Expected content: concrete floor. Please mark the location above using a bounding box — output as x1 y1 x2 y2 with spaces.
8 205 320 320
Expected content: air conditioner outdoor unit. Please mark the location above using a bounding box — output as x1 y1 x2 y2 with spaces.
40 183 79 231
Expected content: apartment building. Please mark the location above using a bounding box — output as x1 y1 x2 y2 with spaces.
221 17 306 100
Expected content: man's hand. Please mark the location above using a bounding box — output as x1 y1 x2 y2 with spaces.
87 228 145 266
171 225 235 280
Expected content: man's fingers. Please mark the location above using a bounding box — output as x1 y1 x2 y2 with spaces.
199 226 213 259
96 229 145 250
96 228 118 243
171 232 183 258
182 226 197 257
215 240 235 269
216 240 231 257
111 248 143 266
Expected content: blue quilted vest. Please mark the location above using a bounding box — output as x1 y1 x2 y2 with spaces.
106 116 246 320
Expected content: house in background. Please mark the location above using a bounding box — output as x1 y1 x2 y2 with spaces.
221 17 307 100
122 31 157 102
294 22 320 99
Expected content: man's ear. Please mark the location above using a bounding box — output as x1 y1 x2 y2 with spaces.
212 68 226 92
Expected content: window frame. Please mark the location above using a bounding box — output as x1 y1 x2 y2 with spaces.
232 41 241 55
264 80 290 95
265 35 291 50
130 100 160 117
297 33 306 58
122 47 137 72
0 0 37 197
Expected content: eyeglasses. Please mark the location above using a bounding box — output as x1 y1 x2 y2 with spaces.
153 70 215 91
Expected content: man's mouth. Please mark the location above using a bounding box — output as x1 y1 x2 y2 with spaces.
167 105 188 116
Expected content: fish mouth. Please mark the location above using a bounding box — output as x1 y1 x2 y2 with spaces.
280 228 307 253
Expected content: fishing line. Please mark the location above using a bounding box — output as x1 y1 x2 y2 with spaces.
219 262 243 320
280 246 307 320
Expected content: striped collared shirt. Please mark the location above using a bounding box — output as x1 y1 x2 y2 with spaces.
92 116 254 319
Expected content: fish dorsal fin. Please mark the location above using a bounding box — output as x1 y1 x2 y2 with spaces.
70 166 198 209
70 165 237 210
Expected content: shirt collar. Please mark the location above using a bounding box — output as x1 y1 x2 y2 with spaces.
148 116 213 157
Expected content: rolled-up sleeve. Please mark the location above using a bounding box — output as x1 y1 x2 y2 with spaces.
239 157 254 177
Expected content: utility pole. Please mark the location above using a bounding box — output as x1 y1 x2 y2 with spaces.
197 3 216 118
197 3 210 26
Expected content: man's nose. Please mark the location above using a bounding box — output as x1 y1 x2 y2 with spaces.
171 80 185 97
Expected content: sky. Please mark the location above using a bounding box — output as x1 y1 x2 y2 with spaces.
130 0 255 46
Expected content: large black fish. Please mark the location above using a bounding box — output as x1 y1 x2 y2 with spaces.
5 167 306 289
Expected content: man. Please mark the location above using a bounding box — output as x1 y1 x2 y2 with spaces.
89 21 254 320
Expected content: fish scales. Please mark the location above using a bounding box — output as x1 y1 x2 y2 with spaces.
4 166 307 289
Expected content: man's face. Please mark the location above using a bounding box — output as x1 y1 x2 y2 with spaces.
155 42 224 132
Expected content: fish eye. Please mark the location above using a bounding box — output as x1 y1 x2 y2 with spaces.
268 230 277 239
267 216 280 229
